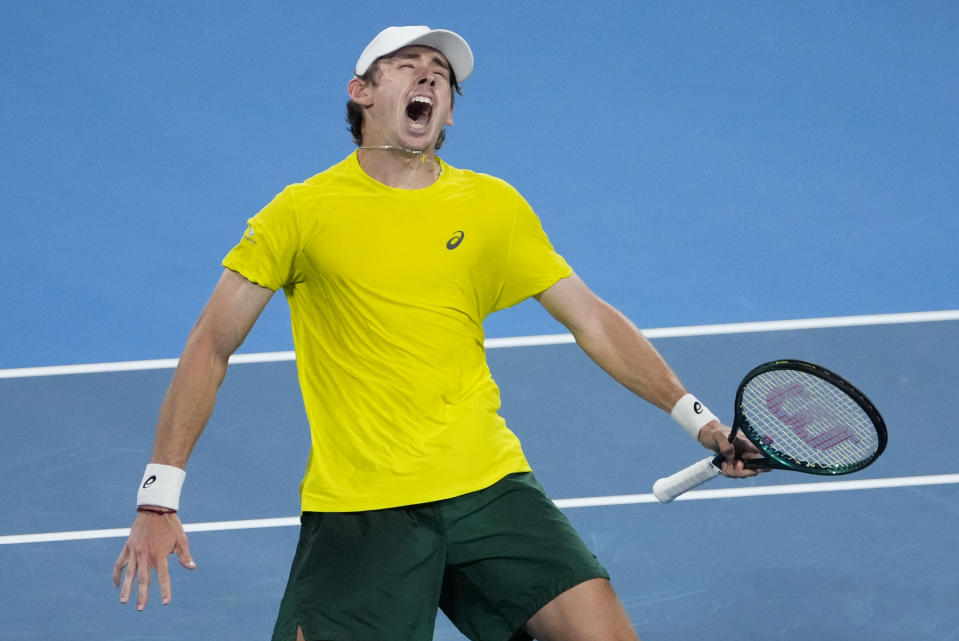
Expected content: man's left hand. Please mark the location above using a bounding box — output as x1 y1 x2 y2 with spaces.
697 421 766 478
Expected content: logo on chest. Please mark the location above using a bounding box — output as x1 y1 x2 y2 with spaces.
446 230 465 250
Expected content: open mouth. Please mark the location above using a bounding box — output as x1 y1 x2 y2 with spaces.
405 96 433 129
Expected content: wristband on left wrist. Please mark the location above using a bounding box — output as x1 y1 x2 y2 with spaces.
670 393 718 440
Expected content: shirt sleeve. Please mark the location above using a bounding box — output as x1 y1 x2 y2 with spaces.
222 186 302 291
491 193 573 312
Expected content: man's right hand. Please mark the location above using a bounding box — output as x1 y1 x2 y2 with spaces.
113 510 196 610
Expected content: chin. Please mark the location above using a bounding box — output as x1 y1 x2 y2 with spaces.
399 135 439 153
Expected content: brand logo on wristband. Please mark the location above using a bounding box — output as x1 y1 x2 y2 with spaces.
142 475 157 489
693 402 703 414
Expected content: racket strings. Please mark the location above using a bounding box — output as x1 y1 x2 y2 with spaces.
740 370 880 471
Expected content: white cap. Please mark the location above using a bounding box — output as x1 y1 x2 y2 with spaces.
355 26 474 82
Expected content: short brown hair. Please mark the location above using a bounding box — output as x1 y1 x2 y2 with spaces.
346 58 462 149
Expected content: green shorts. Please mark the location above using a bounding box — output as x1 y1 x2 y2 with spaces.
272 472 609 641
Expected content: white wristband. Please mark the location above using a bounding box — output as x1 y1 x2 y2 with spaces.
670 393 718 440
137 463 186 511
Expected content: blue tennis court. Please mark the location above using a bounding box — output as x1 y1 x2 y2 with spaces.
2 3 958 640
3 317 959 639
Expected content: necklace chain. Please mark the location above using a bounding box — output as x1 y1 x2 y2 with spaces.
359 145 423 154
358 146 442 178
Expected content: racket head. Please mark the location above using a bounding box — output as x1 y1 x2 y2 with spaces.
733 360 887 475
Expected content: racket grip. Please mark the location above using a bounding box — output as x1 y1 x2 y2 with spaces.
652 456 723 503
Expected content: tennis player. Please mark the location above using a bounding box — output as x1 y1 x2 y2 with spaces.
113 26 761 641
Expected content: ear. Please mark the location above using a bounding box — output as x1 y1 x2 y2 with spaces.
348 77 373 106
445 106 454 127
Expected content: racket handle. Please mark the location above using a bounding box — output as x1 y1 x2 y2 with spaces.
652 456 723 503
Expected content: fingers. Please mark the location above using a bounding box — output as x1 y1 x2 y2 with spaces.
720 457 758 478
717 435 737 460
158 555 172 606
113 533 152 609
113 544 129 588
115 547 157 610
175 528 197 571
136 553 151 610
712 434 762 478
720 456 744 477
708 429 769 478
117 548 181 609
119 551 136 605
115 514 194 610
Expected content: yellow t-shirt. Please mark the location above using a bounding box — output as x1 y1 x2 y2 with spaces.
222 152 573 511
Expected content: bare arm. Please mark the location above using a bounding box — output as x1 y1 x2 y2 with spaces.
150 269 275 468
536 274 760 471
535 273 686 411
113 268 274 610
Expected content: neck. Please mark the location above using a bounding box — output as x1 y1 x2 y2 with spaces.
356 145 442 189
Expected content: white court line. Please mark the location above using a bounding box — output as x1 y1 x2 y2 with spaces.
556 472 959 507
3 473 957 546
0 351 298 379
2 309 957 379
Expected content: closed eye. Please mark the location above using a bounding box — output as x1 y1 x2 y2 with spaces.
390 52 451 78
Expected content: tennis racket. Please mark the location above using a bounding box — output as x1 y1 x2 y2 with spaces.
653 359 887 503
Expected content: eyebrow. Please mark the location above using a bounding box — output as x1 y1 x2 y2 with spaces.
390 50 451 72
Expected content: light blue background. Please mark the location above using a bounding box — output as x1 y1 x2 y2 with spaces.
3 1 957 368
3 5 959 639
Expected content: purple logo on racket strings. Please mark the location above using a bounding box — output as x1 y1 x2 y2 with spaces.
765 384 860 450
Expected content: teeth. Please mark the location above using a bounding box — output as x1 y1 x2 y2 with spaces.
406 96 433 129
